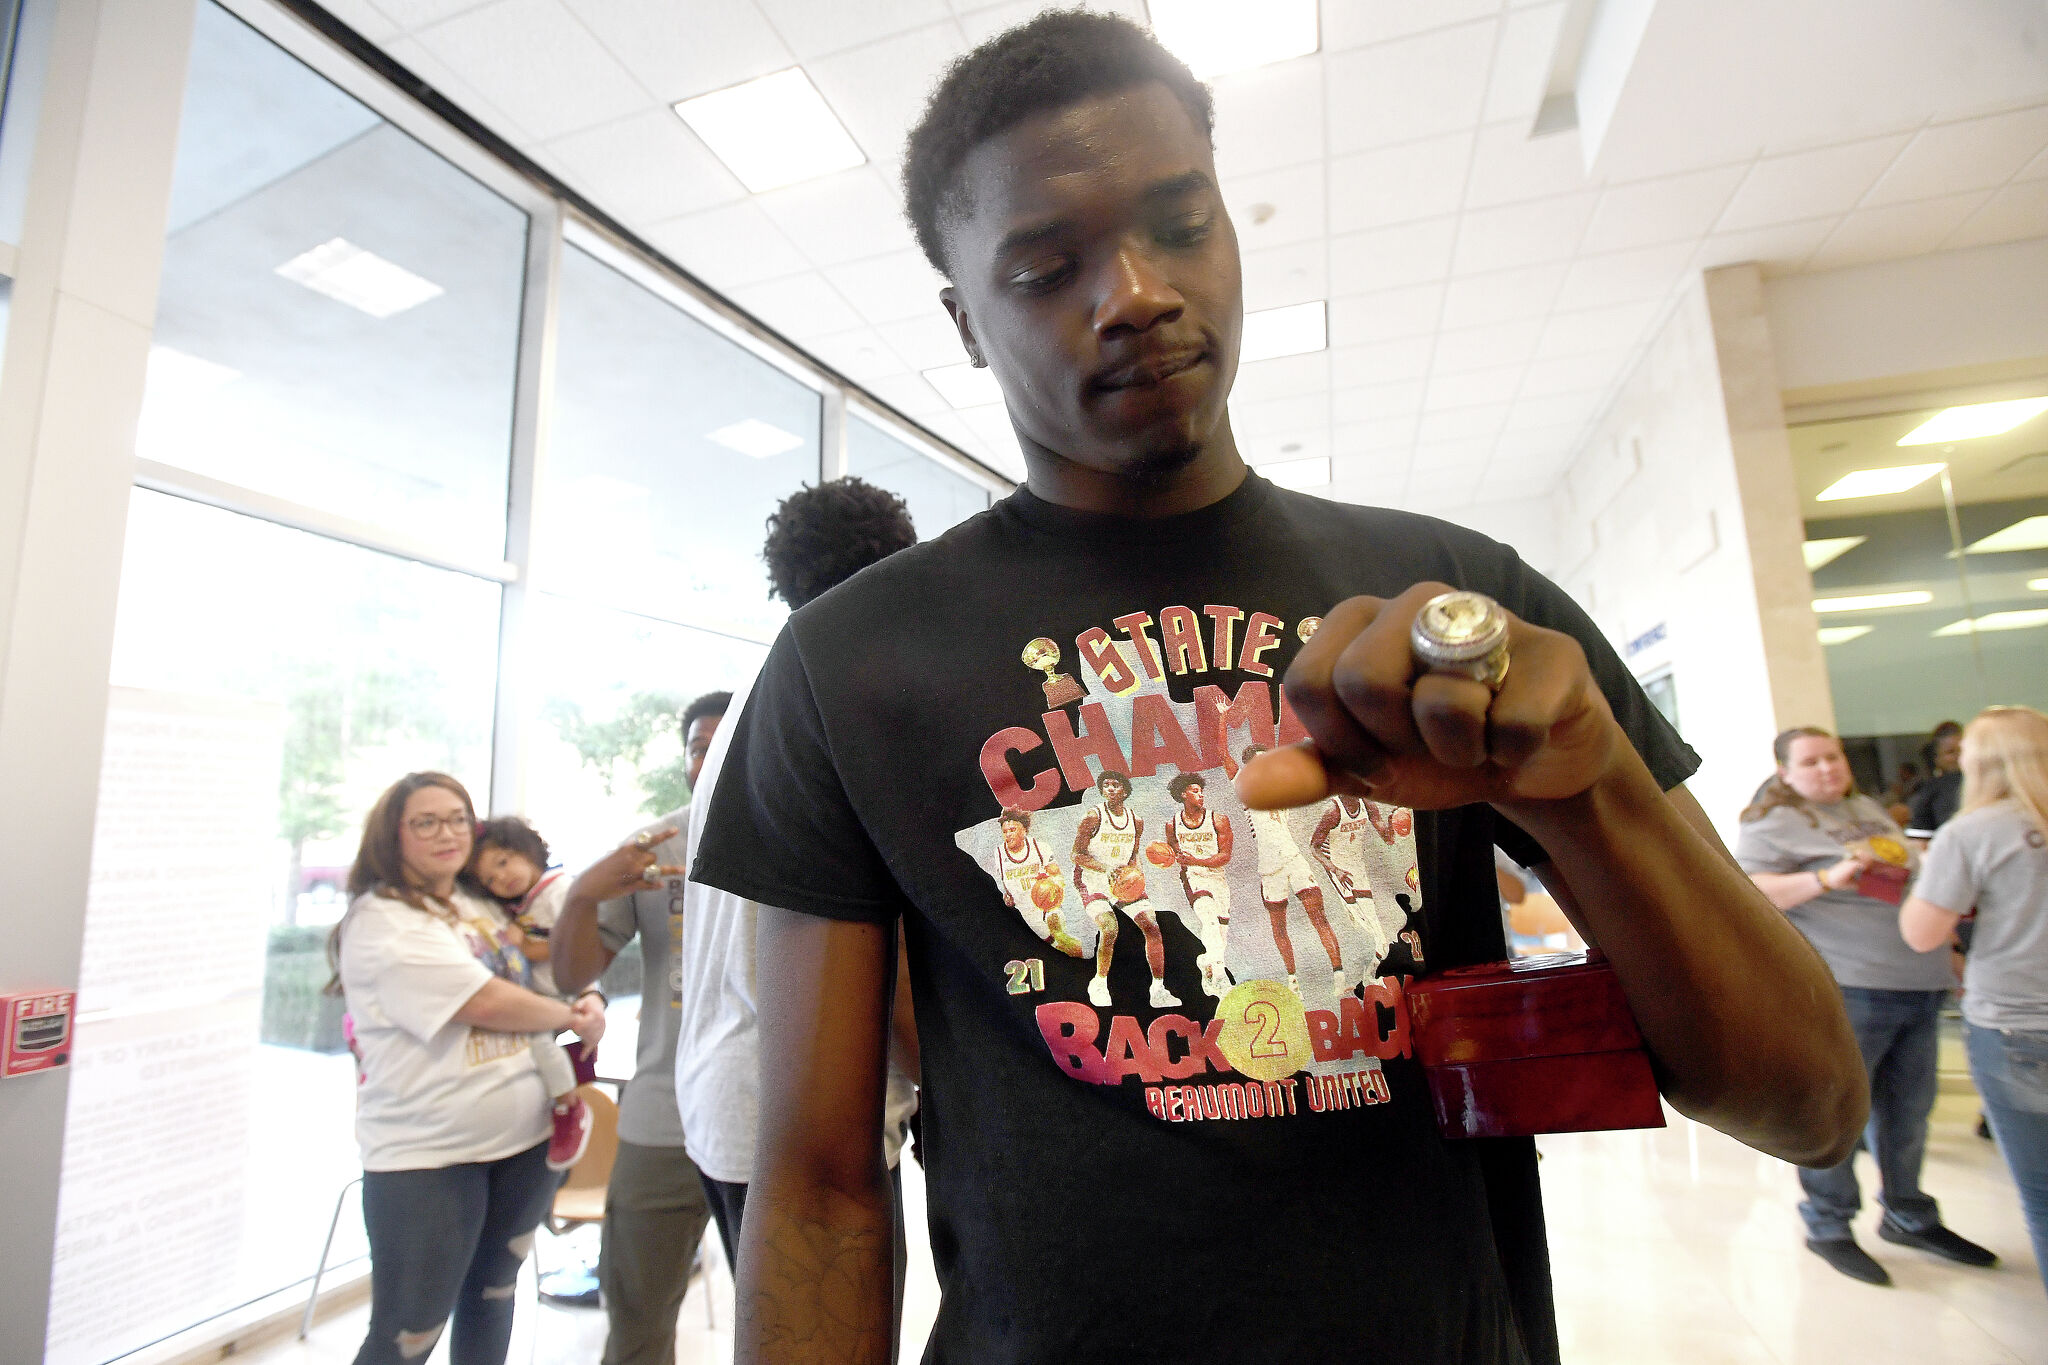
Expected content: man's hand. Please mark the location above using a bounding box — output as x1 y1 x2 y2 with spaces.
567 827 684 904
1238 585 1621 812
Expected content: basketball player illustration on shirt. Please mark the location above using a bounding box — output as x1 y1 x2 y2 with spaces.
1309 795 1392 973
988 808 1086 958
1162 772 1234 998
1072 769 1180 1009
1221 744 1347 999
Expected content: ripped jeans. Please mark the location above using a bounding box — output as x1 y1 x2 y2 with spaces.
354 1141 558 1365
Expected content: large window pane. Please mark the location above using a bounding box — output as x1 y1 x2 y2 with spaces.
539 245 819 638
46 491 500 1365
138 1 528 564
847 412 991 540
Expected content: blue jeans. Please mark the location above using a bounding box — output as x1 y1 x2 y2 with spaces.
1799 987 1945 1241
354 1141 559 1365
1967 1022 2048 1292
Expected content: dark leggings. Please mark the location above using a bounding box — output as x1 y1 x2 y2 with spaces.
354 1140 558 1365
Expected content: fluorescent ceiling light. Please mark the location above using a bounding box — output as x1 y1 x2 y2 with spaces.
707 419 803 459
1148 0 1319 78
1961 515 2048 554
1817 626 1872 645
1897 396 2048 446
1800 536 1866 571
275 237 443 318
1239 301 1327 365
1812 590 1932 612
674 68 865 193
1814 464 1944 501
1933 609 2048 637
923 363 1003 409
1257 455 1330 490
2031 578 2048 591
146 346 240 394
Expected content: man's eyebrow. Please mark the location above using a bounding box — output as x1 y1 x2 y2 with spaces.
1144 170 1215 201
994 219 1072 259
992 173 1216 259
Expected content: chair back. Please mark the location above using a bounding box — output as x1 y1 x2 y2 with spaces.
559 1083 619 1193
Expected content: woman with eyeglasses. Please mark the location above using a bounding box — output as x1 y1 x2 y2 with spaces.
329 771 605 1365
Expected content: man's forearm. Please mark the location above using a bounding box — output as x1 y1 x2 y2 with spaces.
549 890 615 995
738 1173 895 1365
1498 755 1865 1166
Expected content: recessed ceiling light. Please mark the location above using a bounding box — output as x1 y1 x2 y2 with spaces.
707 418 804 459
146 346 240 394
1960 515 2048 554
1239 300 1327 365
2031 578 2048 591
1801 536 1866 571
923 363 1003 409
1897 396 2048 446
1812 590 1933 612
1933 609 2048 637
674 68 865 193
1147 0 1319 78
1257 455 1331 490
1814 464 1944 501
1817 626 1872 645
275 237 443 318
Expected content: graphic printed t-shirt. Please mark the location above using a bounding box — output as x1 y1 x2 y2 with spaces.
694 473 1699 1365
1734 796 1950 991
1914 803 2048 1029
339 890 551 1171
598 809 691 1147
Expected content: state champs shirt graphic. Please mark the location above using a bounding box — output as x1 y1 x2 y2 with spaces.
954 603 1425 1125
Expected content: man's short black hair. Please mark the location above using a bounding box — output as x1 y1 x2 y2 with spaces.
902 10 1214 277
1167 772 1204 801
762 476 917 609
682 690 732 735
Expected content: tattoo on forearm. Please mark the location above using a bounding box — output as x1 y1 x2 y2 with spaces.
740 1194 892 1365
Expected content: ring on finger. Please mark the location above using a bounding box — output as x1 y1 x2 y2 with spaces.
641 864 663 884
632 831 655 850
1410 590 1510 692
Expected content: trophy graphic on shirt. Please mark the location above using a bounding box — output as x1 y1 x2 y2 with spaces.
1022 637 1085 708
1297 616 1321 642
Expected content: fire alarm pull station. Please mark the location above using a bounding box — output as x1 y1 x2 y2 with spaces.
1 990 76 1078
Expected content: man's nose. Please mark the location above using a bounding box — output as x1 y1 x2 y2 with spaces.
1093 245 1184 336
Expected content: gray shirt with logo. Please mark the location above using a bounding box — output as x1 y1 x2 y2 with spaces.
1913 802 2048 1031
1734 795 1951 991
598 809 690 1148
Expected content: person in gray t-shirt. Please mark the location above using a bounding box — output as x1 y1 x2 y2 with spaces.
1735 726 1993 1284
549 691 728 1365
1901 706 2048 1291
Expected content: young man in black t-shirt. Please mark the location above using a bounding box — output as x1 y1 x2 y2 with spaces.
693 14 1866 1364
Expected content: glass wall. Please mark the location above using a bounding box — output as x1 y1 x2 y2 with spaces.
847 410 992 539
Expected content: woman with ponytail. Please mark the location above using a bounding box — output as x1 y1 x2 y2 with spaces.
1736 727 1993 1284
1903 706 2048 1290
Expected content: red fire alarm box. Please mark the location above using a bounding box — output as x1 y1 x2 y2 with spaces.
1 990 76 1078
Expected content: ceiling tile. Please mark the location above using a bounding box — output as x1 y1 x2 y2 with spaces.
1452 192 1597 273
1944 176 2048 251
321 0 404 42
1331 336 1436 386
1495 420 1584 455
1409 437 1497 469
1432 319 1543 374
384 34 538 143
1505 391 1596 428
802 326 911 383
808 20 970 163
1578 164 1747 254
1326 131 1475 233
1519 348 1626 397
1418 403 1511 443
559 0 793 103
1211 60 1325 180
1551 242 1694 311
756 167 914 268
1239 424 1332 466
1333 415 1422 452
642 200 811 290
1533 300 1660 359
1437 262 1566 329
860 369 950 418
1325 22 1497 156
1328 378 1427 423
1241 240 1330 311
876 311 971 370
957 399 1019 449
1424 364 1523 409
374 0 491 25
412 0 651 140
1805 190 1994 271
1464 121 1594 208
1482 2 1567 125
1321 0 1499 51
1224 162 1328 250
1232 393 1330 435
1328 284 1445 346
954 0 1147 45
1230 351 1331 404
754 0 953 61
1863 104 2048 207
1694 217 1837 277
728 270 863 338
821 249 950 325
544 107 748 222
2019 144 2048 180
1715 135 1911 232
1328 217 1458 294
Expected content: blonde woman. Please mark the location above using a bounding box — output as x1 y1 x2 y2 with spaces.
1736 727 1994 1283
1903 706 2048 1291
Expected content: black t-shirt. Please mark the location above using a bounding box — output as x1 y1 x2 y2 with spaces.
694 473 1699 1365
1906 769 1962 838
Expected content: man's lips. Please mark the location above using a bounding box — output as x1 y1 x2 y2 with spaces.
1093 349 1205 392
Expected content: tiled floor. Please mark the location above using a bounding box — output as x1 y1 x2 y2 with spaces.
264 1090 2041 1365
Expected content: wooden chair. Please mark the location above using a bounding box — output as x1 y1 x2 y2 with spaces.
548 1082 619 1233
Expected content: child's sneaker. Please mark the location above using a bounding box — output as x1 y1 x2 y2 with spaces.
547 1097 592 1171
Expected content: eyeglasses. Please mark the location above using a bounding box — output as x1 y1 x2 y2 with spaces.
405 813 472 839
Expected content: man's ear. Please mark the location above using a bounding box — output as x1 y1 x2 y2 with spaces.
940 287 986 368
